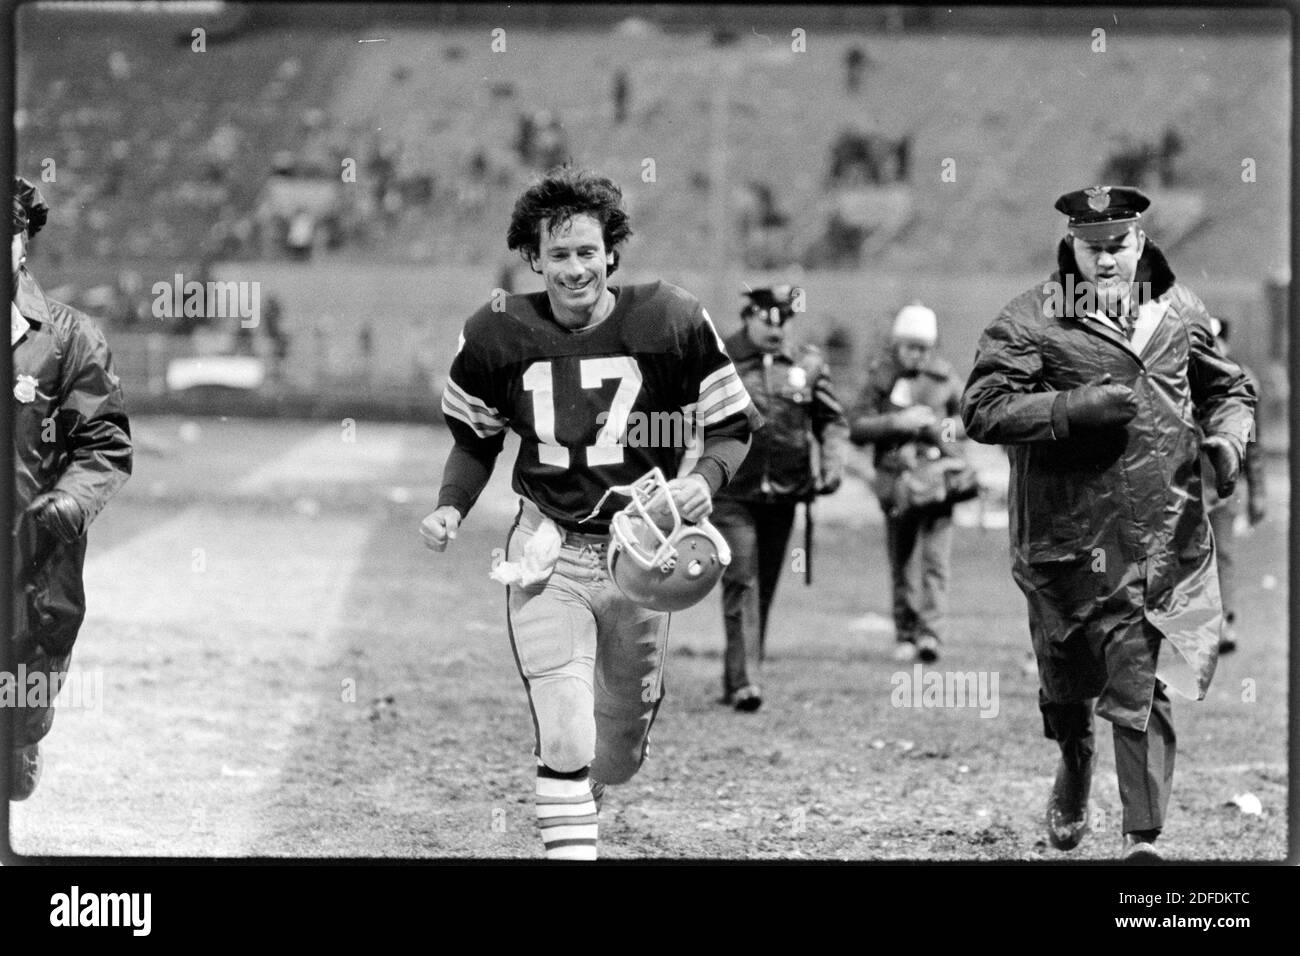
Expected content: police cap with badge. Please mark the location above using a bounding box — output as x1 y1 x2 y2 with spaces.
1054 185 1150 240
12 176 49 238
741 284 801 326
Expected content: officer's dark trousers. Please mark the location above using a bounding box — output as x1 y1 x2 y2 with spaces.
883 506 953 645
1041 685 1176 834
10 639 71 748
712 498 798 697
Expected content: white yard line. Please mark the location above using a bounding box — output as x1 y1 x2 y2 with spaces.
9 504 376 857
234 423 408 494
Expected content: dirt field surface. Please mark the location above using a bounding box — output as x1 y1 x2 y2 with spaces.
6 416 1289 861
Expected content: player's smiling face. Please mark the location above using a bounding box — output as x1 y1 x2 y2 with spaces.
533 213 615 329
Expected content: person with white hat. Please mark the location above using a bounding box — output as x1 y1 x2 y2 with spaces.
849 302 968 664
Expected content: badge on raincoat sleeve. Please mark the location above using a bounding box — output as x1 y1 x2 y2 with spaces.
14 374 38 403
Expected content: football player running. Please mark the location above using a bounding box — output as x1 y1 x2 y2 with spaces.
421 166 759 860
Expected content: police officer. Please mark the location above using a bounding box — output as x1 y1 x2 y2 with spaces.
710 286 849 712
849 304 967 664
961 186 1255 860
8 177 132 800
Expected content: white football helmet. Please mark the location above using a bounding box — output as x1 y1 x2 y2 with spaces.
590 468 731 612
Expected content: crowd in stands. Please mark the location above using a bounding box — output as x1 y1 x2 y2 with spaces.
13 22 1266 291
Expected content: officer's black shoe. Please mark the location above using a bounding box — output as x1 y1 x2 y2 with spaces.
916 636 940 664
9 743 42 801
1121 830 1163 863
1218 624 1238 655
1219 616 1238 654
729 685 763 713
1045 743 1094 851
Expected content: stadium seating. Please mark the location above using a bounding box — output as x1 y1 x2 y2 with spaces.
17 20 1288 279
14 14 1288 420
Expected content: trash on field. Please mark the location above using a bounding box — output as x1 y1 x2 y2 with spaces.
368 694 398 722
1227 792 1263 815
1260 574 1278 590
387 486 413 504
849 612 892 633
293 497 321 517
979 509 1009 530
870 739 886 749
178 421 202 443
894 740 915 753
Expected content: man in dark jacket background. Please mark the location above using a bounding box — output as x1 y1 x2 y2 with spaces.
961 186 1255 860
710 285 848 712
7 177 133 800
849 303 968 664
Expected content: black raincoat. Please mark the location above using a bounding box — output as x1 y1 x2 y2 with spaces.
11 267 132 662
960 241 1255 730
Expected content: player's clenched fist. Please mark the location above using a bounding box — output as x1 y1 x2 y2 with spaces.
420 506 462 552
667 473 713 523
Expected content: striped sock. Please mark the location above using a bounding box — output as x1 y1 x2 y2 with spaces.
536 764 598 860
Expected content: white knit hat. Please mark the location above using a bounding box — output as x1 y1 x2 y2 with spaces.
892 303 937 344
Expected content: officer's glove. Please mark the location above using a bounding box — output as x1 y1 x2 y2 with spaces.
25 490 84 545
1202 435 1241 500
1063 375 1138 430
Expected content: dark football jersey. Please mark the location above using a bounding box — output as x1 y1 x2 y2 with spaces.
441 281 755 532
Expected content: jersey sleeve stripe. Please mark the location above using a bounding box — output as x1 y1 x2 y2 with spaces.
442 384 506 438
441 395 506 438
442 385 504 427
698 386 753 427
697 366 747 409
697 362 737 397
696 369 750 421
445 377 502 418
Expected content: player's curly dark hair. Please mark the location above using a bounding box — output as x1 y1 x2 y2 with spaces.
506 165 633 275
